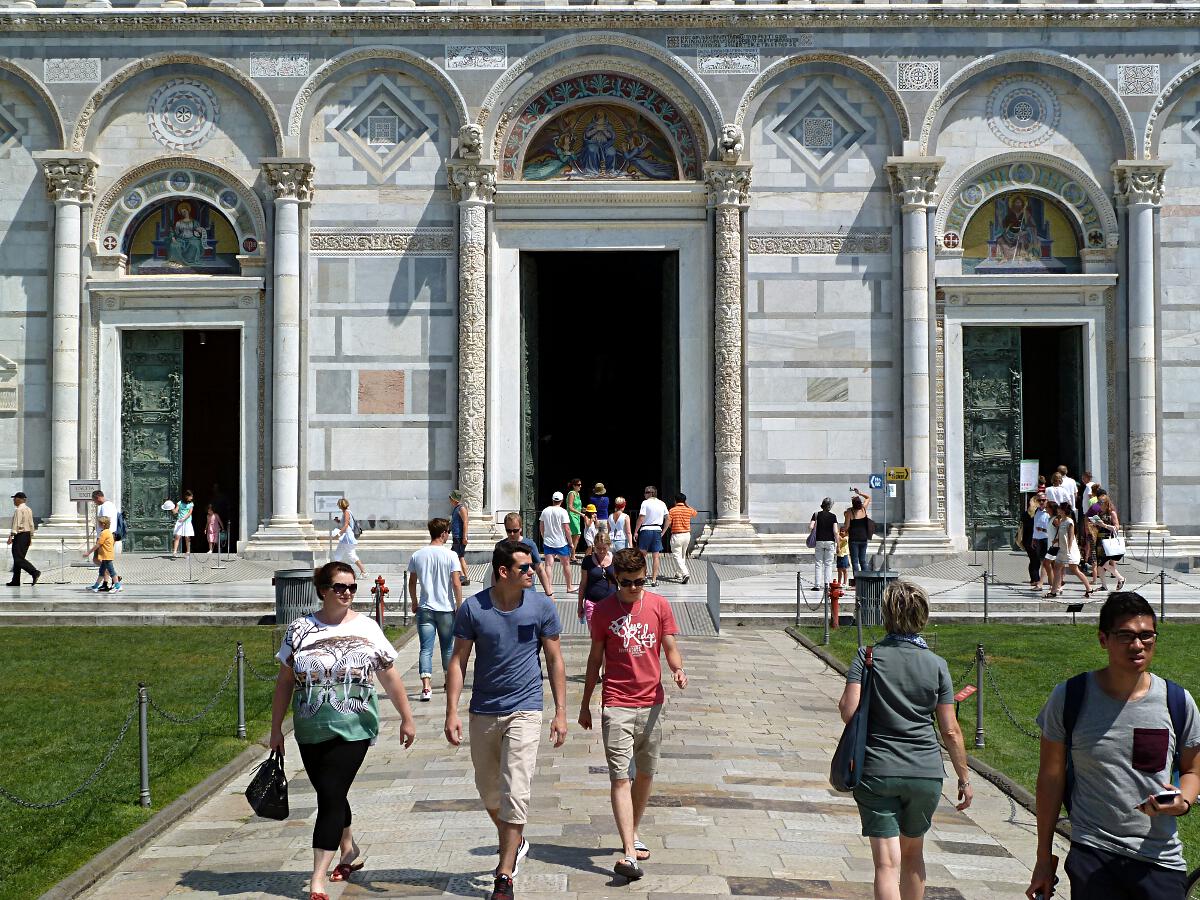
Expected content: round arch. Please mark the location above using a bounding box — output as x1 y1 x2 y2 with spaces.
933 151 1117 254
72 54 284 155
0 60 66 149
734 52 910 149
1145 61 1200 159
491 57 706 180
288 46 468 141
478 32 722 153
92 156 267 267
921 49 1135 160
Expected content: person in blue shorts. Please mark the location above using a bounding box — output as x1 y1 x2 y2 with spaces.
539 491 573 593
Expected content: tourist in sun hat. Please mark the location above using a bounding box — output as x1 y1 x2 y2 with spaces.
7 491 39 587
589 483 610 528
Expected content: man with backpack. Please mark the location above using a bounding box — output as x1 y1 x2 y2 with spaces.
1027 592 1200 900
91 489 123 590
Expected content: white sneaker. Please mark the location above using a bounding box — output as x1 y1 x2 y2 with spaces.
495 838 530 877
420 688 432 702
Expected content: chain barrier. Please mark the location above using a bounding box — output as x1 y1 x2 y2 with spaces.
925 573 986 598
1166 573 1200 593
952 659 976 692
145 661 237 725
243 655 280 683
795 574 822 613
982 657 1042 741
0 702 138 809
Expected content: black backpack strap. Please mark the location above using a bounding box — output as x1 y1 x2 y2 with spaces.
1062 673 1088 815
1166 679 1188 780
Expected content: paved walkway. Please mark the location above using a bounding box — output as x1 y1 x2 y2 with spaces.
82 630 1068 900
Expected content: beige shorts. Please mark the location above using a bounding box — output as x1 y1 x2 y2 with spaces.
469 710 542 824
601 704 663 782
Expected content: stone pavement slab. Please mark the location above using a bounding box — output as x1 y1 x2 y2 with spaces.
81 628 1068 900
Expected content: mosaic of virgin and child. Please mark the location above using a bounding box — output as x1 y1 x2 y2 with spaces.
522 105 679 181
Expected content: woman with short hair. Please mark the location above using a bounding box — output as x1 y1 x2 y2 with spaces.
269 561 416 900
837 580 973 900
809 498 839 589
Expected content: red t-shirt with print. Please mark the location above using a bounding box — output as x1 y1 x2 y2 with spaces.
589 590 679 707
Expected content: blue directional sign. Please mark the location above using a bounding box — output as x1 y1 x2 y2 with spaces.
868 474 884 490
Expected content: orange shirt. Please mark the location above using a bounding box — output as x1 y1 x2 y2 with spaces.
667 504 697 534
97 529 114 561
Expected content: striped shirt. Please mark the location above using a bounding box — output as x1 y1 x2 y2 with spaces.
667 504 697 534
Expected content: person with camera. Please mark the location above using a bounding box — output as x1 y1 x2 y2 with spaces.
1027 592 1200 900
270 561 416 900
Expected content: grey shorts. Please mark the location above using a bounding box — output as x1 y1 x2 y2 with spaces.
601 704 663 782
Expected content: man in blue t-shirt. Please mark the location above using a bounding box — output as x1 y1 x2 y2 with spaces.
494 512 556 599
446 539 567 900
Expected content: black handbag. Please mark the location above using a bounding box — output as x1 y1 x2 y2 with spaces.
245 750 289 820
830 646 874 792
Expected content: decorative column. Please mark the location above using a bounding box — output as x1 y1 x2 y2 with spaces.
33 152 99 533
447 160 496 526
1114 161 1168 529
887 156 944 527
704 162 752 527
260 159 314 534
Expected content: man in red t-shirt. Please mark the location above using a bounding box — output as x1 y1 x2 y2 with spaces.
578 547 687 882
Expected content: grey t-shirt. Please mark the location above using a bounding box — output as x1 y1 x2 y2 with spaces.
1037 672 1200 871
847 638 954 779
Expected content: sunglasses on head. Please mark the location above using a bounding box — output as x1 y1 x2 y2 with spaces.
619 577 646 589
329 582 358 595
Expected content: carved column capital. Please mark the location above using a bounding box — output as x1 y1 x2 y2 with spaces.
448 161 497 204
886 156 944 211
1113 161 1169 207
704 163 752 208
33 152 99 204
261 158 315 204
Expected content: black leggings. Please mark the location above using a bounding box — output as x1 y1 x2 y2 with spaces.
297 737 370 851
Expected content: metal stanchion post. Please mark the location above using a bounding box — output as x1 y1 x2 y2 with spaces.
137 683 151 807
974 645 986 749
983 571 989 623
236 642 246 739
58 538 66 584
186 551 193 583
973 524 979 566
328 514 335 563
1144 530 1152 575
855 599 863 650
795 572 801 627
822 583 829 646
1161 569 1167 622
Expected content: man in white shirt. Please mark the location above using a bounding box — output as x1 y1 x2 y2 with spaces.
92 490 118 541
634 485 669 587
1057 466 1078 510
539 491 574 593
407 517 463 702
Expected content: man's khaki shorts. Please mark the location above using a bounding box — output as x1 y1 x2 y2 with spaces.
469 711 542 824
601 704 663 782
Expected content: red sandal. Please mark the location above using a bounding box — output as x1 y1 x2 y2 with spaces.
310 894 330 900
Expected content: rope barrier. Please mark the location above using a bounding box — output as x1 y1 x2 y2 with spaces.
0 702 138 809
145 661 237 725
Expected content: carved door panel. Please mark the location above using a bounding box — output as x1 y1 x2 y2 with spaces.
963 327 1022 551
121 331 183 552
518 255 539 539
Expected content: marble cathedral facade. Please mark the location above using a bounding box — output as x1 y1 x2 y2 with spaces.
2 2 1200 563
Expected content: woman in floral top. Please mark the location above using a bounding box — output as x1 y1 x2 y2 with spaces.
270 561 416 900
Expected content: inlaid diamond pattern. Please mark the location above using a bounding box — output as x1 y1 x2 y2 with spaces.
767 83 872 184
327 75 436 182
0 103 22 156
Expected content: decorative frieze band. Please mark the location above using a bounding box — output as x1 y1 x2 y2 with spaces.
698 50 759 75
250 53 309 78
748 230 892 255
310 228 454 255
445 44 507 70
1116 63 1160 96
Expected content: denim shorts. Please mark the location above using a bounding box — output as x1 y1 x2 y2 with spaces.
451 541 466 558
837 555 850 569
637 528 662 553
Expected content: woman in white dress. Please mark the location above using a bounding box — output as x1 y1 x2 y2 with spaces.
166 489 195 557
607 496 631 551
333 497 367 577
1048 503 1091 598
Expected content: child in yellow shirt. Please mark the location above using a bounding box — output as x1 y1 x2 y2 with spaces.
836 526 850 587
84 516 121 593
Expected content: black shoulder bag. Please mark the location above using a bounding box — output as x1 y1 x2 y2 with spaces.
245 750 289 820
830 646 874 792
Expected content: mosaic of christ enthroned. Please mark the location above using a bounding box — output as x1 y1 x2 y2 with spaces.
521 103 681 181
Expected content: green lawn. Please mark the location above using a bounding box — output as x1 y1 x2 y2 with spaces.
795 622 1200 870
0 625 402 900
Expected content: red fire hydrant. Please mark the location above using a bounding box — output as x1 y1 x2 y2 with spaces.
370 575 389 627
828 581 844 629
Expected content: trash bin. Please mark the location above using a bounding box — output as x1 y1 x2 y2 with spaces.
854 571 899 627
273 568 320 625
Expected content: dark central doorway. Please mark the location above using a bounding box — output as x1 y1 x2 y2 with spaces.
121 329 241 551
963 324 1084 549
519 251 679 532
